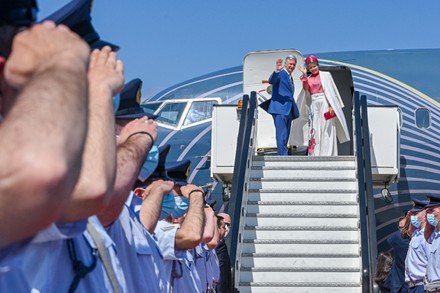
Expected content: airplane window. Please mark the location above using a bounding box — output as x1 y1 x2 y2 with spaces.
183 100 218 126
141 102 163 115
415 108 431 129
155 102 187 126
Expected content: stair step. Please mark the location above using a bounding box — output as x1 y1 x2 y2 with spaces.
250 169 356 179
238 283 362 293
250 177 356 182
243 239 359 244
243 229 359 240
241 243 360 254
252 156 356 168
239 270 361 283
245 205 359 214
247 200 357 206
248 188 358 193
247 192 358 202
245 217 358 228
248 180 358 190
240 255 361 268
252 155 355 162
240 267 360 272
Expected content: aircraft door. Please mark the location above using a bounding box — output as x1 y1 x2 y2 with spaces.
243 49 305 152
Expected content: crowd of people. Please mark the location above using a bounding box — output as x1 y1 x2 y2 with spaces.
0 0 234 292
375 196 440 293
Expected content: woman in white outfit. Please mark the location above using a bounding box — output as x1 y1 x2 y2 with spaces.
298 55 350 156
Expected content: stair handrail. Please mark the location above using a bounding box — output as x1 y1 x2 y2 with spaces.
354 91 378 292
226 91 257 291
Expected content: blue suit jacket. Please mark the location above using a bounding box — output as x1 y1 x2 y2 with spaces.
383 230 410 292
267 69 299 119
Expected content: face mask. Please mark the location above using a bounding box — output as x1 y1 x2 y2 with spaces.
171 196 189 219
224 224 230 238
113 95 120 113
427 214 439 227
138 145 159 182
159 192 175 220
410 215 421 228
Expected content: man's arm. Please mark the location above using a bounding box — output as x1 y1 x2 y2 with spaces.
98 117 157 227
0 22 90 248
206 215 220 250
175 185 205 250
138 180 174 233
59 46 124 222
201 206 215 244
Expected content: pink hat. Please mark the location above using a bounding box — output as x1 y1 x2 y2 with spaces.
305 55 319 64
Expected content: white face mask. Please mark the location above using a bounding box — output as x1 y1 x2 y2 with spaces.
224 224 230 237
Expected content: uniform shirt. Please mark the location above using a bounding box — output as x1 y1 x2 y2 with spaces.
106 203 168 292
154 219 202 292
0 217 127 292
405 228 430 282
208 248 221 288
427 229 440 283
194 243 209 292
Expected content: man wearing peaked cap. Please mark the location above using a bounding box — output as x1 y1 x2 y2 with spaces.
43 0 120 51
99 86 174 292
405 197 429 292
423 194 440 291
0 0 93 250
143 144 206 291
115 78 158 119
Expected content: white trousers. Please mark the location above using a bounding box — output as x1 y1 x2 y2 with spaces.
308 93 338 156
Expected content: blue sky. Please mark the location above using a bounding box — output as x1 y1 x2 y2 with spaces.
39 0 440 98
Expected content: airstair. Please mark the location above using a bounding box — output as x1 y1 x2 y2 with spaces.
211 49 400 293
212 91 387 292
236 155 362 293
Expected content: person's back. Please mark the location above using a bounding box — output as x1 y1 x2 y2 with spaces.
384 220 410 293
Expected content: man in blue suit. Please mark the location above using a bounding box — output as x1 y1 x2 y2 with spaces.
268 55 300 155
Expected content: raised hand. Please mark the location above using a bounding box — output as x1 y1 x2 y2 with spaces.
88 46 124 99
180 184 204 199
118 116 158 145
5 21 89 89
275 58 283 71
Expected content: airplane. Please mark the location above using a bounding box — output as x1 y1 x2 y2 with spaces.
140 48 440 252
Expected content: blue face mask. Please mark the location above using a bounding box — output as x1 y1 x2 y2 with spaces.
159 192 175 220
171 196 189 219
427 214 439 227
410 215 421 228
138 145 159 182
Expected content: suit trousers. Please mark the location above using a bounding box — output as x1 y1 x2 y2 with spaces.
272 113 292 155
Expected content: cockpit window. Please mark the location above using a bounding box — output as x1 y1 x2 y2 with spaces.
141 102 163 116
415 107 431 129
183 100 218 126
155 102 187 126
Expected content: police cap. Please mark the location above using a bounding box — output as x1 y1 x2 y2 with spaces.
410 198 428 212
425 194 440 209
0 0 38 26
165 159 191 186
43 0 119 51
